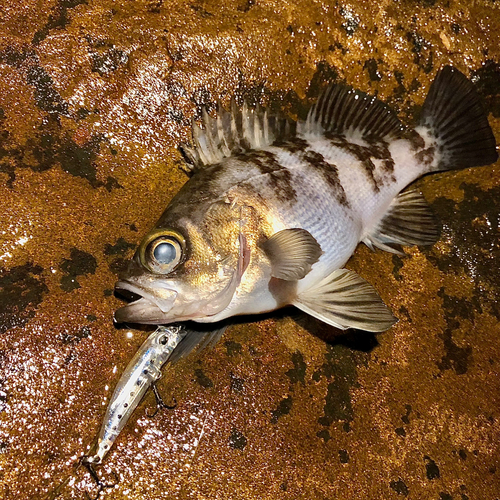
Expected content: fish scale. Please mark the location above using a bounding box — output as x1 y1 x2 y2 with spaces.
115 66 497 339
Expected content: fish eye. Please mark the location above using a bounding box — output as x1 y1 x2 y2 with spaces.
158 335 168 345
139 229 186 274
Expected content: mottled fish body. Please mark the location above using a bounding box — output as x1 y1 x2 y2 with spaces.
115 67 497 345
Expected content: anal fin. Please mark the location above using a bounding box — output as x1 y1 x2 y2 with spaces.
363 189 439 255
293 269 397 332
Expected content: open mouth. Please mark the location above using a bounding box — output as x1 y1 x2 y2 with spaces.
115 284 143 303
114 281 177 324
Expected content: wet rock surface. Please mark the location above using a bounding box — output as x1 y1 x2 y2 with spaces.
0 1 499 498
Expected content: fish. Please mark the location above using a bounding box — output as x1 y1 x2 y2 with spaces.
114 66 497 348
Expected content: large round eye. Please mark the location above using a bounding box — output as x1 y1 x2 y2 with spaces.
139 229 186 274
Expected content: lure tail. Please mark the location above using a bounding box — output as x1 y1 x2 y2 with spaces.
418 65 498 171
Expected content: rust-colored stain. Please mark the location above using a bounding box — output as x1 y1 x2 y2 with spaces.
0 1 499 499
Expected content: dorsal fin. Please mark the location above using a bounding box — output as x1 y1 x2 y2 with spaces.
179 100 296 170
300 84 404 143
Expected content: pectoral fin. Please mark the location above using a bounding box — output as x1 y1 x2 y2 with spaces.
293 269 397 332
261 228 323 281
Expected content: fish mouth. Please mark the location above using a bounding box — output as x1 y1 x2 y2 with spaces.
114 281 178 324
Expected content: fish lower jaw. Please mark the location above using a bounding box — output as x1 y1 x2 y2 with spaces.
114 281 179 324
114 298 169 324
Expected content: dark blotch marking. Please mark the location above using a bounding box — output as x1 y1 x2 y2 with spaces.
243 150 297 203
318 380 354 426
415 146 435 167
190 2 213 18
339 449 349 463
439 494 453 500
301 150 350 206
0 100 117 189
274 137 308 154
270 396 293 423
406 129 426 151
392 254 404 281
58 133 109 187
0 45 36 68
436 288 473 375
76 108 91 121
33 0 88 45
105 238 136 273
472 60 500 118
91 47 128 76
225 340 242 356
59 248 98 291
0 382 6 413
425 183 500 321
228 428 247 450
316 429 330 442
364 58 382 82
390 479 409 496
233 75 307 119
104 238 136 256
459 449 467 460
327 135 396 192
339 6 359 37
194 368 213 388
26 64 70 116
392 70 407 102
395 427 406 437
306 61 341 100
285 350 307 385
402 404 412 424
313 343 360 427
109 258 128 275
398 305 412 323
406 31 434 73
229 372 244 393
0 263 48 334
424 455 440 480
60 326 91 345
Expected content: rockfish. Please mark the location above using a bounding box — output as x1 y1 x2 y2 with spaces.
115 67 497 351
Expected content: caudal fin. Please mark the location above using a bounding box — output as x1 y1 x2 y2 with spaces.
418 66 498 171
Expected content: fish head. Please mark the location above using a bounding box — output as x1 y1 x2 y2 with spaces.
115 201 252 325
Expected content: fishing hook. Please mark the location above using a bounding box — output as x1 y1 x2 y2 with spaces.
145 382 177 418
80 457 118 500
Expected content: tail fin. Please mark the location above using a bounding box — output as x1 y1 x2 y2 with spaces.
418 66 498 171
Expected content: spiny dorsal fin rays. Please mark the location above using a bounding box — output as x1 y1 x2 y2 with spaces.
301 83 405 143
216 102 232 156
180 99 296 170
